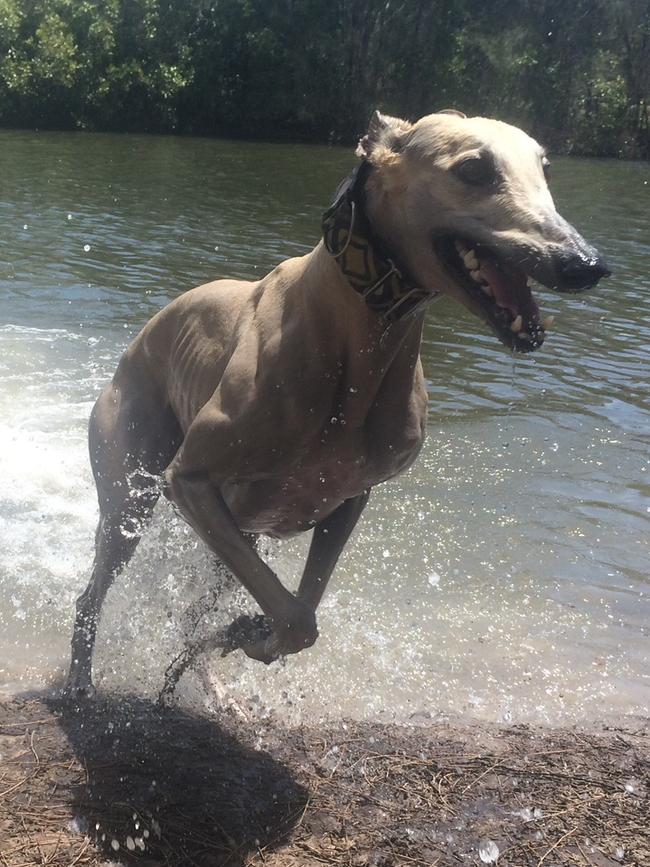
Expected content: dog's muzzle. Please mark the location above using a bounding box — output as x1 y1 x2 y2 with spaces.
551 250 611 293
434 225 611 353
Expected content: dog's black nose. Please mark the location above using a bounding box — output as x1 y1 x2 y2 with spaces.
554 251 611 292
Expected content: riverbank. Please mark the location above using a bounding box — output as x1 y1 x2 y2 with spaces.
0 694 647 867
0 123 648 161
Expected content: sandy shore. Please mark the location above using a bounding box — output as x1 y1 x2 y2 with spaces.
0 693 647 866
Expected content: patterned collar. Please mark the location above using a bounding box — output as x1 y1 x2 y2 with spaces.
322 162 439 322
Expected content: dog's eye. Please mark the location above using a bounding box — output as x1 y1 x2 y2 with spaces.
542 157 551 181
453 156 496 187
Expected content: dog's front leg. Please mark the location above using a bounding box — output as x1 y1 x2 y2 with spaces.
164 468 317 662
297 491 370 609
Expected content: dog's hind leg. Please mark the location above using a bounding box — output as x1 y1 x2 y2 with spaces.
66 506 150 698
64 373 181 699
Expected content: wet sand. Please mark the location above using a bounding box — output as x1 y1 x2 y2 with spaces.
0 694 647 866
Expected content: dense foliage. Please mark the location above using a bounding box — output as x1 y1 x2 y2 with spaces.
0 0 648 157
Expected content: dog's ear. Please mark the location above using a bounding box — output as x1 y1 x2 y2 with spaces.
356 111 412 162
437 108 467 118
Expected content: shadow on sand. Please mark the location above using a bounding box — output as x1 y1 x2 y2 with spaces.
47 690 307 866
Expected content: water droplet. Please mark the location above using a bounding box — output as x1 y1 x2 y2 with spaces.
83 243 91 252
479 839 499 863
428 571 441 588
67 815 88 835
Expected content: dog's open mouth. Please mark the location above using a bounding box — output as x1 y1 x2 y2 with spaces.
436 237 553 352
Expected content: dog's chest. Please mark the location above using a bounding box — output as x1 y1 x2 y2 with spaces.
222 405 425 536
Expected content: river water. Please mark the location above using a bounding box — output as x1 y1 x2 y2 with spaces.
0 129 648 725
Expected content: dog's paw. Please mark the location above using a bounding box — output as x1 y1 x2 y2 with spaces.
221 606 317 663
240 634 281 665
220 614 273 656
60 678 96 703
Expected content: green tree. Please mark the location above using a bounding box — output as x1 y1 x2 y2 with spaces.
0 0 647 156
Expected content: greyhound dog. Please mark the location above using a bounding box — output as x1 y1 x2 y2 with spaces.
64 110 609 697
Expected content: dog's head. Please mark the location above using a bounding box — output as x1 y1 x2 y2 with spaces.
357 110 610 351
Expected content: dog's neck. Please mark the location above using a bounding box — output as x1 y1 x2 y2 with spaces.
297 241 426 428
278 163 435 418
322 162 439 323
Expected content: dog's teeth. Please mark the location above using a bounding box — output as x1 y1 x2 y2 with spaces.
480 283 493 297
463 250 479 270
470 269 482 282
543 315 555 329
510 314 523 333
454 240 465 254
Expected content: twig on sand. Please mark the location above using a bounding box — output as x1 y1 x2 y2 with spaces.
28 731 39 767
68 840 90 867
536 827 577 866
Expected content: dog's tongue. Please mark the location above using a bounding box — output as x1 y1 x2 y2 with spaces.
480 258 531 315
